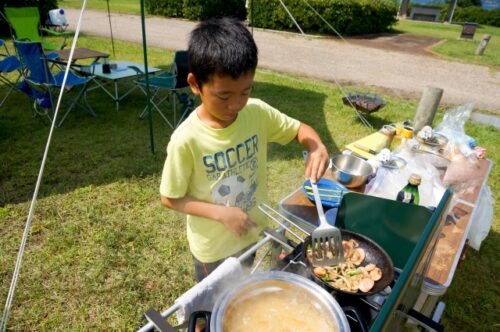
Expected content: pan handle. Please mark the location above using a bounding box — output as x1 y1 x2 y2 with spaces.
342 306 369 332
187 311 211 332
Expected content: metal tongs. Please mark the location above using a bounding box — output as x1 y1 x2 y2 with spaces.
310 181 344 266
258 203 311 242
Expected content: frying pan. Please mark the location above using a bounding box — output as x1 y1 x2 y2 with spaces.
302 229 394 296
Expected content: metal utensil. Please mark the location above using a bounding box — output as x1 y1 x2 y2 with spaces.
310 180 344 266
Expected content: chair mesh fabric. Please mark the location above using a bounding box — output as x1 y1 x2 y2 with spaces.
173 51 189 89
14 41 55 85
5 7 42 43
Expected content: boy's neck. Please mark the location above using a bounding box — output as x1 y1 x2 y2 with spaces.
196 106 237 129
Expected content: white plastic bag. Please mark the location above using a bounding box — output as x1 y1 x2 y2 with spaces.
467 186 494 251
434 102 475 156
365 146 446 208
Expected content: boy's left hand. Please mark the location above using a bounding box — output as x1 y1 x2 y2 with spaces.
305 144 329 183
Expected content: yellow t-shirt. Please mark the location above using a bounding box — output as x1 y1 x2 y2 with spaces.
160 98 300 263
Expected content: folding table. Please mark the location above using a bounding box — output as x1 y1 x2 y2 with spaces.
83 60 161 110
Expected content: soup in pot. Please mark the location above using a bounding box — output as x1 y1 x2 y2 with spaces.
222 280 338 332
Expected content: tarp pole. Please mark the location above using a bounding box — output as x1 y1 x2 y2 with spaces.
140 0 155 154
106 0 116 56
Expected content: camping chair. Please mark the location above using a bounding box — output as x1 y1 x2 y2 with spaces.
132 50 194 129
3 7 71 51
0 39 22 106
14 40 95 127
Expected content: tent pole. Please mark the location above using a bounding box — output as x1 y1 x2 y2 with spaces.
140 0 155 154
106 0 116 56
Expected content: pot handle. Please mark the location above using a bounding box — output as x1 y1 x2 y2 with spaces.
187 311 211 332
342 306 368 332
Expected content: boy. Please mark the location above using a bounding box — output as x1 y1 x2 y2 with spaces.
160 17 329 281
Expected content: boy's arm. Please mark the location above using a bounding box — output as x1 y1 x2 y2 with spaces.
160 195 257 237
296 123 330 183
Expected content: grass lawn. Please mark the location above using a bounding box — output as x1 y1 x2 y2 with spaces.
393 19 500 69
59 0 141 15
0 35 499 331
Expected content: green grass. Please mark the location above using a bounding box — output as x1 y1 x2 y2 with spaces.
59 0 141 15
0 36 499 331
394 20 500 68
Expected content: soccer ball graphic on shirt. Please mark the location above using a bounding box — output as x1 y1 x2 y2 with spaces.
212 175 249 207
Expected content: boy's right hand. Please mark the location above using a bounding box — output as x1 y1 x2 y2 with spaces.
219 206 257 237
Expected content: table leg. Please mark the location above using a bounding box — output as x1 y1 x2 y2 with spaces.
115 81 119 111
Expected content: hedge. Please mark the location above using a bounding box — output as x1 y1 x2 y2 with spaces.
249 0 398 36
146 0 398 36
1 0 58 36
447 6 500 27
146 0 246 21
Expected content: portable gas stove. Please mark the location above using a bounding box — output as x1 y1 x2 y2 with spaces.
139 191 451 332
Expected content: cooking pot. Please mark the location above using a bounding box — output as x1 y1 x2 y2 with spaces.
331 154 373 188
191 271 350 332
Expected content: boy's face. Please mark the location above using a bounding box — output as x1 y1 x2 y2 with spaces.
187 71 255 128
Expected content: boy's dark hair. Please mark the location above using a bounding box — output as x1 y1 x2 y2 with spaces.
188 17 258 88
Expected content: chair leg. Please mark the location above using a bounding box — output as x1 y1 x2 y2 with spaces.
0 74 22 107
0 85 15 106
57 82 95 127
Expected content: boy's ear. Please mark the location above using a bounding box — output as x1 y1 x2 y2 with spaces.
187 73 201 96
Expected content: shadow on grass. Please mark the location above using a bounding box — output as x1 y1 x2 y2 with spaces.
0 78 335 206
252 80 338 161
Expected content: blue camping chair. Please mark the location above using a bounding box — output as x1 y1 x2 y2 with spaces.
0 39 22 106
14 40 95 127
132 50 194 129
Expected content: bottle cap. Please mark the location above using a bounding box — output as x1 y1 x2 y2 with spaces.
409 174 421 186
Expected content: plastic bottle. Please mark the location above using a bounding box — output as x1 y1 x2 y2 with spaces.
396 174 421 205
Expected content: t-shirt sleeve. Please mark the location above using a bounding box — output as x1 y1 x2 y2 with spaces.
259 100 300 145
159 135 193 198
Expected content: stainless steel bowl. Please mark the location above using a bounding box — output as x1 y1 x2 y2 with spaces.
331 154 373 188
211 271 350 332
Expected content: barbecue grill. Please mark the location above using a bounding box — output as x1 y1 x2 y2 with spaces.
139 190 451 332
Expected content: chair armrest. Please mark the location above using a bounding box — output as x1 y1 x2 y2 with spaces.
40 28 73 37
46 52 59 61
127 65 144 74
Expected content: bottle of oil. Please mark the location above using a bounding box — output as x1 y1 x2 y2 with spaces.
396 174 421 205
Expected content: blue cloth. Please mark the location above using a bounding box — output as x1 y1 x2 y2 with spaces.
17 80 52 109
0 56 21 73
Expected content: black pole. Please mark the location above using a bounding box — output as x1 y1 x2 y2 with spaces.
251 0 254 35
106 0 116 57
140 0 155 154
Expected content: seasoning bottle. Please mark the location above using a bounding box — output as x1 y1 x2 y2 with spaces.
396 174 421 205
102 58 111 74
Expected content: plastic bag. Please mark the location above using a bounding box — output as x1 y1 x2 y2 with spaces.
442 147 480 186
365 146 446 208
434 102 475 156
467 186 494 250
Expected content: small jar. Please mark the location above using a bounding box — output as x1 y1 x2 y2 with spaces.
102 58 111 74
401 126 414 139
379 125 396 148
